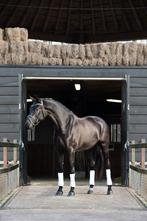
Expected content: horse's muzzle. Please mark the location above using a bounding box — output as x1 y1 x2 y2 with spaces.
25 116 34 129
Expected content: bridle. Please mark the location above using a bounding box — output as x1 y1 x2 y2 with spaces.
27 102 47 127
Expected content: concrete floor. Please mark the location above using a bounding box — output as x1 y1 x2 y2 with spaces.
0 180 147 221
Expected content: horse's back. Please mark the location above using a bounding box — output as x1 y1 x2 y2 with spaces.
81 116 108 129
81 116 109 142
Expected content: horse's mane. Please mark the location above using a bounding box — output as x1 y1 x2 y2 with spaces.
42 98 76 136
43 98 74 115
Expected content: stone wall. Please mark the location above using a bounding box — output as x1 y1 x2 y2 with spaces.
0 27 147 66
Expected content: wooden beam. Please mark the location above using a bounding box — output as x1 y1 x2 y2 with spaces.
90 0 95 35
54 0 64 33
66 0 73 35
2 138 8 168
128 0 143 31
80 0 83 32
20 0 35 26
0 0 12 22
30 0 44 30
99 0 106 32
13 139 18 165
140 138 146 169
5 0 22 27
78 0 84 41
139 0 147 16
109 0 118 30
43 0 54 32
122 13 131 31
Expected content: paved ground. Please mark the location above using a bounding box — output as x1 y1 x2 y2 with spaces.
0 180 147 221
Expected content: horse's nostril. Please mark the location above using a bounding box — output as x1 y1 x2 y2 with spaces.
25 120 30 128
25 116 33 128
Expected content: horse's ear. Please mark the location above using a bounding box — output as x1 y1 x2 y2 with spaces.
29 96 41 103
29 96 35 101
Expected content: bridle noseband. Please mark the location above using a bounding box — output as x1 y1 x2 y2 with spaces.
27 102 47 127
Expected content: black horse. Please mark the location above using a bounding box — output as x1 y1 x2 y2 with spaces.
25 97 112 196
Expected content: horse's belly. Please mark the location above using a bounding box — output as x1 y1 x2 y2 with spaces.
77 133 98 151
68 120 100 151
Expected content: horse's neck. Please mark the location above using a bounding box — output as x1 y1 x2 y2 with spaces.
45 100 72 133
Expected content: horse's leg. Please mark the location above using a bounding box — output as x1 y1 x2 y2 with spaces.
86 147 96 194
56 151 64 196
67 148 76 196
101 141 113 195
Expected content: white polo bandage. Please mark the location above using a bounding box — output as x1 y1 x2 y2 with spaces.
58 172 64 187
70 173 76 187
106 169 112 186
89 170 95 186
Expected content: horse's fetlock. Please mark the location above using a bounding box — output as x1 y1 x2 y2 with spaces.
107 185 113 195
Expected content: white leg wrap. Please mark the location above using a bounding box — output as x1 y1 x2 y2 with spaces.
70 173 76 187
58 172 64 187
106 169 112 186
89 170 95 186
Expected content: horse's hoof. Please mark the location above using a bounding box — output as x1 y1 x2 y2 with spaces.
67 191 75 197
107 189 113 195
107 185 113 195
55 190 63 196
87 189 93 194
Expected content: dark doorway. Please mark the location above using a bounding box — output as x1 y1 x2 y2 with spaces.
25 79 123 182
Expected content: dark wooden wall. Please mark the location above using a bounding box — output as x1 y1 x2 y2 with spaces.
130 76 147 141
0 70 19 141
0 66 147 174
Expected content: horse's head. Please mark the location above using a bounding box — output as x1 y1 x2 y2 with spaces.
25 97 47 129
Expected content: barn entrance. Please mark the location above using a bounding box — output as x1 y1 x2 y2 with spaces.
22 76 127 185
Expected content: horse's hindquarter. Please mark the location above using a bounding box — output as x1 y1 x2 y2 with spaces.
67 116 106 151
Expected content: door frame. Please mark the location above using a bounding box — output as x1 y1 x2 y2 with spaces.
19 73 129 185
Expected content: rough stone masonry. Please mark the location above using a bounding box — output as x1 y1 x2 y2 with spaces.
0 27 147 66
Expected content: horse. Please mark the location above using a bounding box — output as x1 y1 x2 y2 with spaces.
25 97 112 196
